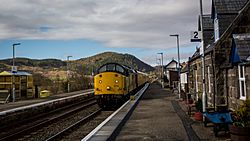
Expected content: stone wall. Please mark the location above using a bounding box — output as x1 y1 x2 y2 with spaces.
188 57 203 100
205 52 215 107
215 6 250 110
228 65 250 110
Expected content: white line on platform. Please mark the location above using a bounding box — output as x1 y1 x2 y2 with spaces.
82 83 149 141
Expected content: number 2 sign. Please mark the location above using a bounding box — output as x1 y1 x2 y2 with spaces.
190 31 201 42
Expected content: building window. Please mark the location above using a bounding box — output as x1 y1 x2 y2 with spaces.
195 70 198 92
214 17 219 41
238 65 246 100
195 70 199 100
207 66 211 93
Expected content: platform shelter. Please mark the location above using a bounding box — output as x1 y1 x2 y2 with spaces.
0 71 34 103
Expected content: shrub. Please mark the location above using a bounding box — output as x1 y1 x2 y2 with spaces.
231 100 250 127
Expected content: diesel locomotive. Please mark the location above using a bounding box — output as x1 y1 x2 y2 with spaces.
94 62 148 108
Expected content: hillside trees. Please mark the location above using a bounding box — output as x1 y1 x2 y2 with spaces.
62 64 93 92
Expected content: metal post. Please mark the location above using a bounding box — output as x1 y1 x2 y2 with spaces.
199 0 206 112
12 43 21 102
158 53 164 88
170 34 181 99
157 58 161 79
67 55 72 93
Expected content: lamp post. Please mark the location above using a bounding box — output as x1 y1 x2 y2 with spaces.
12 43 21 102
170 34 181 99
157 58 161 79
199 0 206 113
67 55 72 93
157 52 164 88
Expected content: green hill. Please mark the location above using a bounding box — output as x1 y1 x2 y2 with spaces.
77 52 154 72
0 52 154 73
0 58 66 69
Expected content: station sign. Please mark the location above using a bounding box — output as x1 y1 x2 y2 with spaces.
12 66 17 73
190 31 202 42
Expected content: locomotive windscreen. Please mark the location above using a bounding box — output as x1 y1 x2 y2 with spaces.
98 63 125 74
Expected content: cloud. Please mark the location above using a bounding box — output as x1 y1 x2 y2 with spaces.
0 0 211 49
141 51 195 66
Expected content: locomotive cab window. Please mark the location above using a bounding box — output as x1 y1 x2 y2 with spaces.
98 63 125 74
98 66 106 73
116 65 124 73
106 64 116 71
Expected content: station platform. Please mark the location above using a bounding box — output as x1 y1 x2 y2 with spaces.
115 82 231 141
0 89 92 112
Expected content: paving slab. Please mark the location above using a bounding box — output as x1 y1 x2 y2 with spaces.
115 81 232 141
115 82 189 141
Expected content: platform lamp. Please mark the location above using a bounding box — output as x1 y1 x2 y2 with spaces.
12 43 21 102
170 34 181 99
67 55 73 93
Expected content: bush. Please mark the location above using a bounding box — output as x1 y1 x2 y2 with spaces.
232 100 250 127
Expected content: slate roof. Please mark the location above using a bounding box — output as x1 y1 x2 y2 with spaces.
198 15 214 47
212 0 248 38
214 0 250 45
164 59 183 70
189 47 201 62
0 71 32 76
164 59 177 69
212 0 248 15
198 15 214 30
205 42 215 54
233 34 250 62
217 14 238 37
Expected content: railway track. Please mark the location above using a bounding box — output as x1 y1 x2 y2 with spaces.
45 109 102 141
45 109 114 141
0 96 98 141
0 86 146 141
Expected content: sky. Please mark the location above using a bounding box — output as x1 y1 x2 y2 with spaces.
0 0 211 66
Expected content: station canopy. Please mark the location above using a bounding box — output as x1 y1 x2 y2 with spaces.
0 71 32 76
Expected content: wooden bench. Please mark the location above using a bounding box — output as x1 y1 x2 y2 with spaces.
0 89 10 104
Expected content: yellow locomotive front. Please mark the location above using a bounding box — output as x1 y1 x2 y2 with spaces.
94 63 129 108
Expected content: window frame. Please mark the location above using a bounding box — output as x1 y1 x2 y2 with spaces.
207 66 211 93
214 15 220 41
238 65 246 100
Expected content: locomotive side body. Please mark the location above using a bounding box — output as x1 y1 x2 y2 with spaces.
137 71 148 87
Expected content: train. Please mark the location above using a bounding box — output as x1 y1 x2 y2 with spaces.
94 62 148 108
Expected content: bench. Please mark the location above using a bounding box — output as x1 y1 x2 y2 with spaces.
0 90 10 104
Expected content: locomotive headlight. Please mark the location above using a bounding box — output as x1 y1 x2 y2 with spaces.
115 80 119 83
99 80 102 84
106 86 111 90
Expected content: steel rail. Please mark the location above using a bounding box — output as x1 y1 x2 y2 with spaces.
0 100 97 141
0 96 95 132
46 109 102 141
